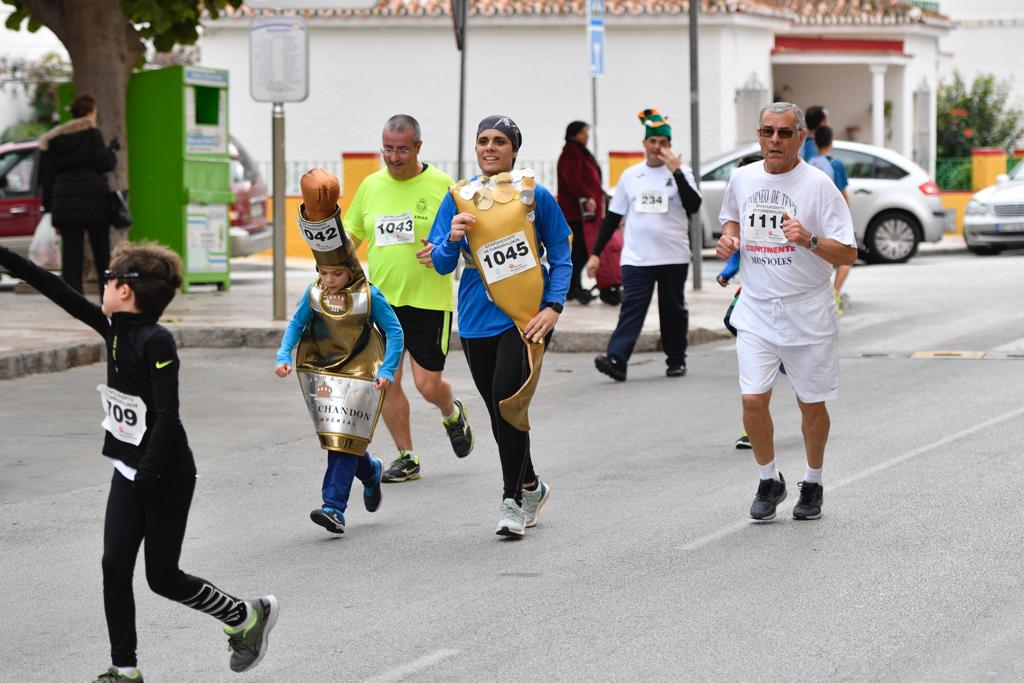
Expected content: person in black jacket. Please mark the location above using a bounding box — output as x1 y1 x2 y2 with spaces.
0 243 278 683
37 94 117 298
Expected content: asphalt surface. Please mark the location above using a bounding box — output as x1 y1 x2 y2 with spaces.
2 251 1024 682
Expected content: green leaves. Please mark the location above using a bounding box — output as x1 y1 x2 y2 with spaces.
937 72 1024 158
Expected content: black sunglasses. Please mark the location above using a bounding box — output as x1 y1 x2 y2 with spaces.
103 269 169 285
757 126 798 139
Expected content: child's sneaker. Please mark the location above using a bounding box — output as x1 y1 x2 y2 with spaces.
443 398 474 458
363 457 383 512
310 506 346 533
224 596 278 673
521 481 551 528
93 667 143 682
381 451 420 483
495 498 525 537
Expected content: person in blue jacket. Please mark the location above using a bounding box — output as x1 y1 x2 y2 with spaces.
428 115 571 537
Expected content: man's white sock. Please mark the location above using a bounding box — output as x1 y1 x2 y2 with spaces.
757 460 780 481
804 467 823 485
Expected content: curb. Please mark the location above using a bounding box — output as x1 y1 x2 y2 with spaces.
0 325 731 381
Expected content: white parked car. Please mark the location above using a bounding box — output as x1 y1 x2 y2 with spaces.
963 161 1024 255
697 141 947 264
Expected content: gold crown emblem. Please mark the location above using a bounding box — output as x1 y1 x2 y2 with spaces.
315 383 333 397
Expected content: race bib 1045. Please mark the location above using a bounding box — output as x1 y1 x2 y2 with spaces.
744 203 789 244
635 190 669 214
375 212 415 247
476 231 538 284
97 384 148 446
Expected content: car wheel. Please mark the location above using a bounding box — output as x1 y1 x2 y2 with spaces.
966 244 1002 256
864 211 920 264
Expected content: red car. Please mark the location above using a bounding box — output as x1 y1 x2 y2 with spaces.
0 136 271 261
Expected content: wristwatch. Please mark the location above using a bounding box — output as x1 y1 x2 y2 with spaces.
808 235 820 252
544 302 564 314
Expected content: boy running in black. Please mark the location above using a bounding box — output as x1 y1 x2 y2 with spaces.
0 243 277 682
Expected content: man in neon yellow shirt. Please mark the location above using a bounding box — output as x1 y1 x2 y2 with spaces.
345 114 474 482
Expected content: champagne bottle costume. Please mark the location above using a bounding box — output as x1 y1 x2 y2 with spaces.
276 197 403 516
449 169 546 431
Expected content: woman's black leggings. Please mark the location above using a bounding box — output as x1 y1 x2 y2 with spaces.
103 471 245 667
60 224 109 299
462 327 539 503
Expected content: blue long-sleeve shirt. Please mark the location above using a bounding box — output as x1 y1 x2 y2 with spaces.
275 283 404 382
428 182 572 338
718 252 740 281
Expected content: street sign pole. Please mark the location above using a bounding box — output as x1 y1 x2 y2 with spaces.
689 0 702 290
588 0 605 159
250 15 309 318
453 0 467 179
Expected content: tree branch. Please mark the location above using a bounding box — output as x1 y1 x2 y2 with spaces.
18 0 67 44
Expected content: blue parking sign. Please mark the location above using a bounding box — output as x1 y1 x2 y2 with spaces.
589 27 605 77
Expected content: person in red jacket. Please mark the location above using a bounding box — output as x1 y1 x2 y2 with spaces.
556 121 605 305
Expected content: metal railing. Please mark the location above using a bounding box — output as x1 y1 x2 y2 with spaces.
256 158 605 196
935 157 1021 191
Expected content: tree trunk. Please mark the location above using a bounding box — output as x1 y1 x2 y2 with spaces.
21 0 145 192
21 0 145 277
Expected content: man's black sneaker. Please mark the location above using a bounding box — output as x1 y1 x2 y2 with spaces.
381 452 420 483
735 433 752 449
443 398 474 458
792 481 823 520
594 354 627 382
666 364 686 378
749 473 787 521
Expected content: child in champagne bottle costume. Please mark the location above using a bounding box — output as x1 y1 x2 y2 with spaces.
275 168 405 534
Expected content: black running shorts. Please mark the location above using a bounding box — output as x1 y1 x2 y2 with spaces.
391 305 452 372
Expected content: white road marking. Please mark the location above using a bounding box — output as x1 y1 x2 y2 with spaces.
366 649 460 683
677 404 1024 552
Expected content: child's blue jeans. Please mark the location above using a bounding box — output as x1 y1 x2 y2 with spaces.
322 450 375 511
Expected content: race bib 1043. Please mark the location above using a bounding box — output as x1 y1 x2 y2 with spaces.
635 190 669 214
375 212 415 247
476 231 538 284
97 384 148 446
744 203 789 244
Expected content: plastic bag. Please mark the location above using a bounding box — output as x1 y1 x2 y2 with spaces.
29 212 61 270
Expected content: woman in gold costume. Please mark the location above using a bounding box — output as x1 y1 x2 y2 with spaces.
427 115 571 538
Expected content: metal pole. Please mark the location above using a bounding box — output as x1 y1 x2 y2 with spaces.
272 102 286 320
591 76 598 159
688 0 702 290
456 0 467 179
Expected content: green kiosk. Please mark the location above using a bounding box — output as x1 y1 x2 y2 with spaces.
126 65 233 291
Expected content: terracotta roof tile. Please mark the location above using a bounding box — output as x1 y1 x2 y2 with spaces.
227 1 948 26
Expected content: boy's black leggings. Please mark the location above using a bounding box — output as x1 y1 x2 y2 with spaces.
461 327 540 503
103 471 244 667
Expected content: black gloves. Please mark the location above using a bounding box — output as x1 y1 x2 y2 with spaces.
108 137 121 152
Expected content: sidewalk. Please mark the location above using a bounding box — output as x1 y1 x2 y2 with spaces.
0 257 736 380
0 234 967 380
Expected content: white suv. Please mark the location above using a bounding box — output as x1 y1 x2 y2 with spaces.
697 141 948 264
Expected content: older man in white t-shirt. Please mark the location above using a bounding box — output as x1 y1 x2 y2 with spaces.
717 102 857 522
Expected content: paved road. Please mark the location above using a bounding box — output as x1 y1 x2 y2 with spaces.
2 253 1023 682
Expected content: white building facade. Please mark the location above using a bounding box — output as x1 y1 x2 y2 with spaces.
199 2 951 185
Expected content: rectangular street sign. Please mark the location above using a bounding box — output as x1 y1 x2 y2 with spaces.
250 16 309 103
587 0 605 77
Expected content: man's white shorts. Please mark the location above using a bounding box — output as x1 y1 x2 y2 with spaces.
732 285 840 403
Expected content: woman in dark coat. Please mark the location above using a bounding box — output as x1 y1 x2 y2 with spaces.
38 93 118 297
556 121 605 305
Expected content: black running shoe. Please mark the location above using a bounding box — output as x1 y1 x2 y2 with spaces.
594 354 627 382
792 481 823 520
363 458 383 512
381 452 420 483
666 364 687 378
443 398 474 458
749 473 787 521
735 433 752 449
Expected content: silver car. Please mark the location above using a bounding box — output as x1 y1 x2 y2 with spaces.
963 161 1024 255
697 141 947 264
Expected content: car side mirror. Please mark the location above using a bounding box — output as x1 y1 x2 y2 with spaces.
996 173 1010 186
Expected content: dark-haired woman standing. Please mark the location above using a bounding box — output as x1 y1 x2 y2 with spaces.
38 93 118 297
556 121 604 304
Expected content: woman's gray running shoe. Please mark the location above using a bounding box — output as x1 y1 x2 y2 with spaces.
521 481 551 528
495 498 525 537
225 595 279 673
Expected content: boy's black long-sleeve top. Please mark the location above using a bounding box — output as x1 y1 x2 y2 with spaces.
591 166 703 257
0 247 195 480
